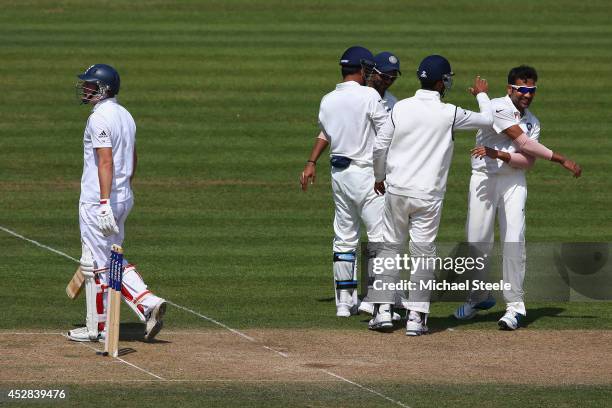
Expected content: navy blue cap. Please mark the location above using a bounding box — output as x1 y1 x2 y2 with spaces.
374 52 401 74
417 55 452 82
339 46 374 67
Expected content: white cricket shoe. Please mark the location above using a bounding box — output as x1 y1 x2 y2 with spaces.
498 309 524 331
368 304 394 331
336 290 357 317
453 295 497 320
358 301 375 315
67 326 104 342
406 310 429 336
336 304 352 317
144 299 166 341
359 301 402 321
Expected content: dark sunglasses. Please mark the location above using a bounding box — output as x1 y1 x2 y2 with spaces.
510 84 537 94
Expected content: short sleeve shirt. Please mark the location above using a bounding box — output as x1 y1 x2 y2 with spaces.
80 98 136 203
472 95 540 174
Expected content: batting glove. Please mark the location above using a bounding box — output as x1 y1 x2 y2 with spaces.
97 199 119 237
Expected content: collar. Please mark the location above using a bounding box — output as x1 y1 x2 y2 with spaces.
504 95 524 118
336 80 361 90
92 97 117 112
415 89 441 100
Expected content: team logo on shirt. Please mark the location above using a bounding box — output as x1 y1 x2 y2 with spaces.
98 130 109 139
526 123 533 131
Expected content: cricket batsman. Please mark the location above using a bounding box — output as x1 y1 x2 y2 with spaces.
68 64 166 342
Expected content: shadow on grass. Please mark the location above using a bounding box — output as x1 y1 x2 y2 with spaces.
428 307 569 332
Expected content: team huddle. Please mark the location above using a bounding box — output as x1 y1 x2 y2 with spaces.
300 46 581 335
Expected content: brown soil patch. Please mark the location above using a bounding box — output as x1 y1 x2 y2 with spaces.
1 329 610 385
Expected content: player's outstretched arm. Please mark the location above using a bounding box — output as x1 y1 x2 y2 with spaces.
453 76 494 131
300 133 329 191
502 125 582 177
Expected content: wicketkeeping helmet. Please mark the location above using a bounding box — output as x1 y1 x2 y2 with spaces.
76 64 120 104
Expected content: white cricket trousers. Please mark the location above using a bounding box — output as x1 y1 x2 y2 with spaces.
466 170 527 315
79 198 161 322
374 192 443 314
331 163 384 253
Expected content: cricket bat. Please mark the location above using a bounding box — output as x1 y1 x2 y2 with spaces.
66 266 85 300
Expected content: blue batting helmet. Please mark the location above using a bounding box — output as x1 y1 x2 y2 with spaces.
78 64 120 94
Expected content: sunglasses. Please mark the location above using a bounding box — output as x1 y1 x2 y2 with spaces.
374 68 400 81
510 84 537 94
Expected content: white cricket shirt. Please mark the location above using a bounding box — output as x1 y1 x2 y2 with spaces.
318 81 389 165
471 95 540 175
383 91 398 112
80 97 136 204
374 90 492 200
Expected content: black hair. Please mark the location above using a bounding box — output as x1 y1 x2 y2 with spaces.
420 79 439 91
507 65 538 85
341 65 361 77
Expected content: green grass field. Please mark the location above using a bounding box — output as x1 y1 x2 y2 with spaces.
1 1 611 407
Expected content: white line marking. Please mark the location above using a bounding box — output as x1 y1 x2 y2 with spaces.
168 302 290 358
60 333 166 381
321 369 411 408
262 345 289 358
2 225 410 408
167 301 256 342
0 225 79 263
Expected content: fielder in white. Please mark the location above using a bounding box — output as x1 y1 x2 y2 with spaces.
367 55 494 334
358 51 404 317
454 65 582 330
300 46 388 318
68 64 166 342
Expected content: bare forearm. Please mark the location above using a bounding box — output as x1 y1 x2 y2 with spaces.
98 161 113 199
496 150 511 163
307 137 329 163
550 151 566 164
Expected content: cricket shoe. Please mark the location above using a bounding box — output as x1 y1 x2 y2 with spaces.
406 310 429 336
144 299 166 341
368 304 394 331
498 309 524 331
359 301 402 321
67 326 105 342
453 295 497 320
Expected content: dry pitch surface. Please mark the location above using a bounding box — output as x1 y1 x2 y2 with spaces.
2 328 610 386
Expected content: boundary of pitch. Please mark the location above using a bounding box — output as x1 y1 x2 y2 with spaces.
0 225 411 408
